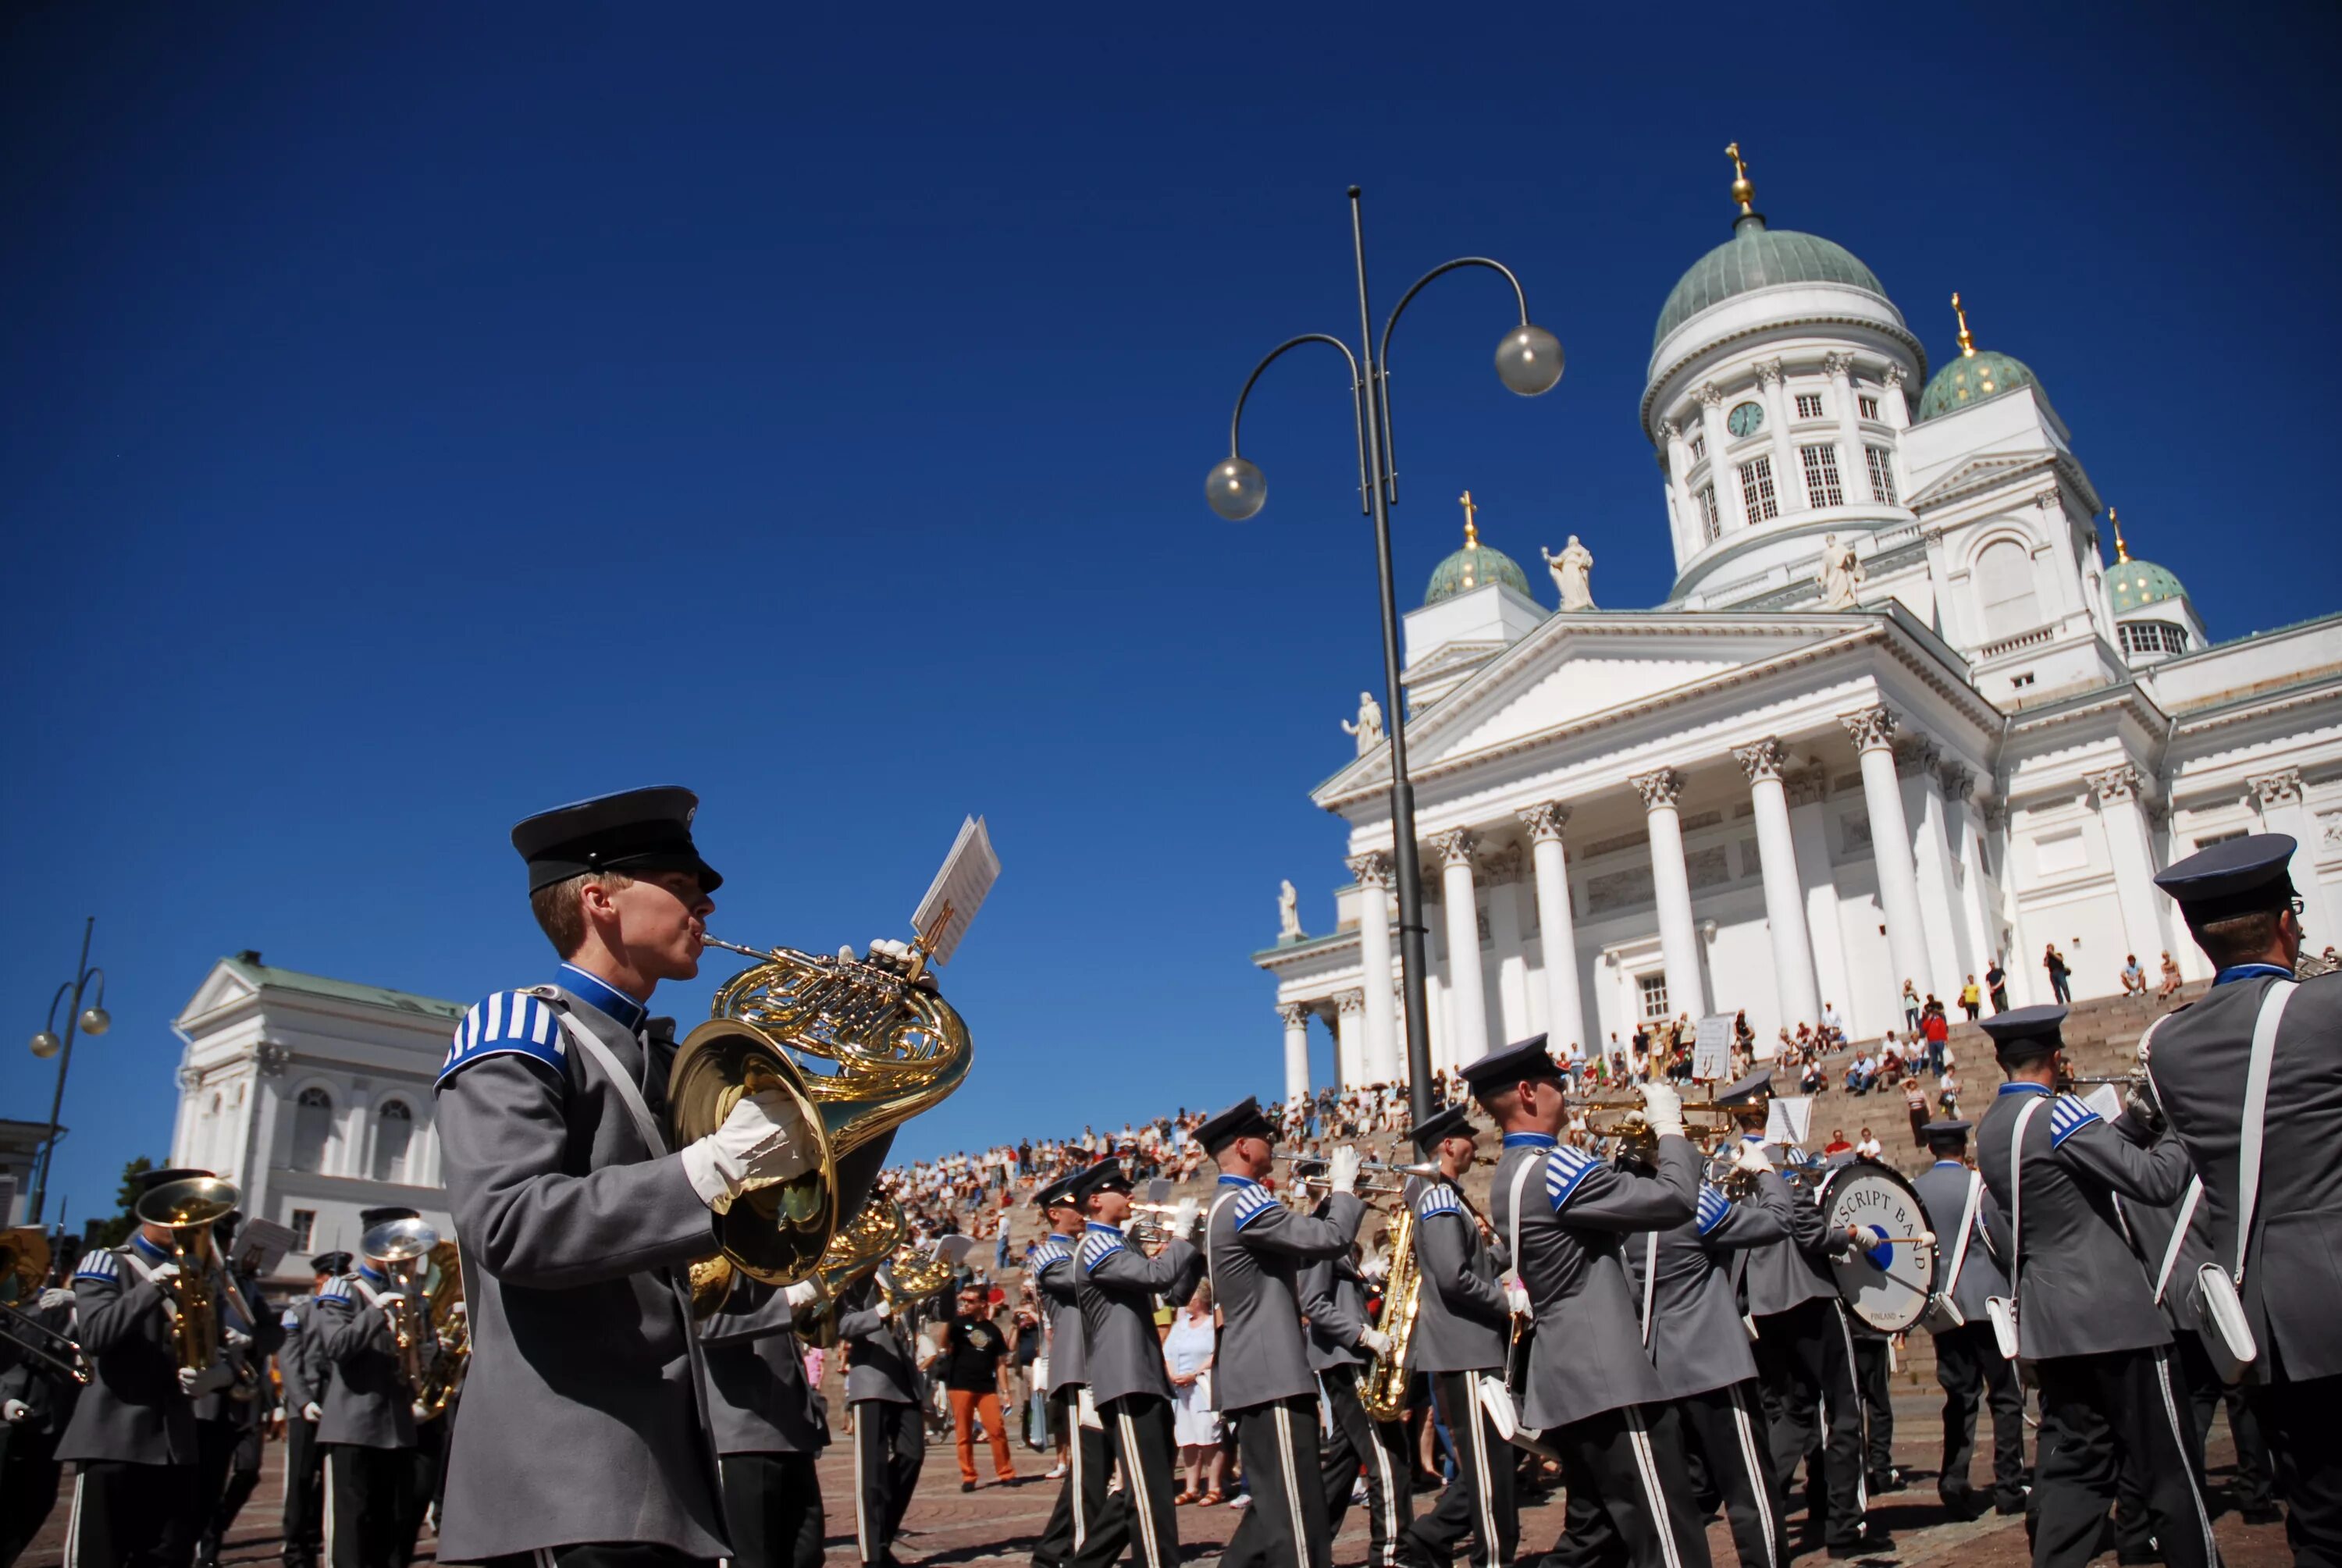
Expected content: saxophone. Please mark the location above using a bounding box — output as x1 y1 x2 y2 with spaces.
1358 1200 1421 1421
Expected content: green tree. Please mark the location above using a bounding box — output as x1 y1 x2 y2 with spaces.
88 1155 153 1249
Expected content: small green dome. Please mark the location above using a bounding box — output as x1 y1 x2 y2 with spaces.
1654 215 1891 349
1425 532 1532 606
2108 558 2189 613
1918 349 2040 421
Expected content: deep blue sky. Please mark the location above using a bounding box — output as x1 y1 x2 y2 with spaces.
4 5 2333 1224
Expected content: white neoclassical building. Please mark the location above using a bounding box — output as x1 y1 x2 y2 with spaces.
1257 159 2342 1099
169 951 459 1285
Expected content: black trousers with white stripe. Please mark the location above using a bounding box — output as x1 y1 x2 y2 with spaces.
280 1418 326 1567
1539 1403 1712 1568
324 1445 415 1568
1674 1381 1786 1568
1749 1297 1871 1548
2249 1371 2342 1568
1317 1367 1411 1568
1222 1395 1333 1568
64 1459 200 1568
1403 1371 1516 1568
720 1451 825 1568
1931 1321 2028 1512
1068 1394 1179 1568
1033 1388 1112 1568
850 1399 925 1567
2033 1346 2212 1568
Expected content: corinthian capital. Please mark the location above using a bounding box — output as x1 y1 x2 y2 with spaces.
1428 828 1479 869
1277 1003 1309 1031
1838 706 1898 753
1893 736 1942 778
1822 351 1855 379
1518 801 1571 844
1695 383 1726 410
1733 738 1786 784
1335 989 1365 1017
1880 364 1907 389
2250 767 2305 809
1755 359 1786 389
1938 765 1977 804
1630 768 1684 811
1345 852 1393 890
2087 765 2145 805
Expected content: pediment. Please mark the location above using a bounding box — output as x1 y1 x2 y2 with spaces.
1906 453 2047 511
177 961 259 1029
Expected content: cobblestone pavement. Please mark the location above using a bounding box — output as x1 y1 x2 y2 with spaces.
20 1385 2290 1566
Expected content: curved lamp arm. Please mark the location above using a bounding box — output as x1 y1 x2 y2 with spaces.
43 981 73 1034
1374 258 1537 505
1227 332 1372 515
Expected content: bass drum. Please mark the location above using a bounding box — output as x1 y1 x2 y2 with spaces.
1813 1157 1942 1333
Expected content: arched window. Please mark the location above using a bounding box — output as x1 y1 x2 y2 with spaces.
290 1087 333 1173
372 1100 415 1184
1975 539 2041 641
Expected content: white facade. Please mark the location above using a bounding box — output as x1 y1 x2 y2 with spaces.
170 951 458 1285
1256 175 2342 1099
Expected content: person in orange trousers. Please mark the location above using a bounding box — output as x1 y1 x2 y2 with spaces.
943 1282 1019 1490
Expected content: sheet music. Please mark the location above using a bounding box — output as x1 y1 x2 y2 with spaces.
909 815 999 968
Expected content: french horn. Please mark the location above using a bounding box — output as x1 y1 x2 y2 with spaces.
669 934 970 1286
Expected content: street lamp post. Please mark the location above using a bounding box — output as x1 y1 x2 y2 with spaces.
1207 187 1561 1127
27 916 110 1225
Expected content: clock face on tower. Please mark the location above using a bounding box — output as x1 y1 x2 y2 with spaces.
1727 400 1766 438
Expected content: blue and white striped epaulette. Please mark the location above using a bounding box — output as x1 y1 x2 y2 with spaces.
315 1275 354 1306
1695 1184 1731 1236
1414 1183 1465 1221
438 991 568 1088
1231 1183 1281 1231
2049 1093 2101 1149
73 1249 122 1285
1028 1240 1073 1273
1077 1232 1125 1271
1543 1145 1599 1211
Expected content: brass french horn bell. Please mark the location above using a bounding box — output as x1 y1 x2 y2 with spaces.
359 1216 440 1271
134 1175 241 1233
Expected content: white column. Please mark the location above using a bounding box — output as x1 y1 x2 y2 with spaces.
1900 741 1971 997
2091 766 2175 973
1520 802 1587 1060
1987 801 2039 1006
170 1066 203 1167
1786 770 1853 1044
1347 853 1399 1083
1946 770 1998 995
1662 420 1698 562
1632 768 1710 1019
1278 1004 1310 1104
1826 351 1862 498
1432 830 1493 1067
337 1088 371 1179
1842 707 1935 1019
1758 359 1798 511
2253 769 2337 951
1486 849 1532 1046
240 1072 281 1200
1736 739 1822 1031
1334 991 1365 1088
1696 385 1746 532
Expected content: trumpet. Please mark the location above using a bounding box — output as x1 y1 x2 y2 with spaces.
0 1227 88 1385
1126 1201 1191 1246
1272 1154 1442 1197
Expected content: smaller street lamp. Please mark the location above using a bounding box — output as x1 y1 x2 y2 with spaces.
27 916 109 1225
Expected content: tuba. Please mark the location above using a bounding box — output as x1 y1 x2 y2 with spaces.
668 936 971 1289
133 1175 240 1386
764 1196 910 1344
358 1216 440 1400
0 1226 89 1385
414 1239 467 1420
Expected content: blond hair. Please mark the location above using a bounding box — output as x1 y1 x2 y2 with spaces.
529 869 634 957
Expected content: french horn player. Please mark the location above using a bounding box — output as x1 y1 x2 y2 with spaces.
313 1207 442 1568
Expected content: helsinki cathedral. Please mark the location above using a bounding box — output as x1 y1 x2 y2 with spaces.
1256 151 2340 1100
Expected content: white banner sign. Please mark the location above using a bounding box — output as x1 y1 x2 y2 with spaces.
1692 1014 1735 1081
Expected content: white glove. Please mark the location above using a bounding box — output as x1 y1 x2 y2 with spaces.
1637 1081 1685 1140
1359 1253 1389 1283
1505 1282 1533 1316
223 1325 252 1348
1171 1198 1200 1240
1326 1146 1364 1196
151 1261 181 1283
37 1287 70 1310
1732 1141 1774 1175
874 1299 894 1321
1358 1326 1393 1357
783 1280 824 1309
303 1401 322 1422
865 938 914 966
681 1089 819 1212
2 1398 29 1423
179 1362 234 1397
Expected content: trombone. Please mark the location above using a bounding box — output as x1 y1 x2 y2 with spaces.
1272 1154 1443 1198
0 1227 88 1385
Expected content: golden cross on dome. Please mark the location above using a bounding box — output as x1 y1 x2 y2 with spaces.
2109 507 2131 564
1459 489 1480 546
1724 142 1755 214
1952 292 1976 357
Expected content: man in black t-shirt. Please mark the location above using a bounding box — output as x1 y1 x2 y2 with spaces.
943 1285 1018 1492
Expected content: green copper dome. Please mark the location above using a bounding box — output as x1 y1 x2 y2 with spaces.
1654 214 1891 349
1918 349 2040 421
2108 557 2188 613
1425 528 1532 606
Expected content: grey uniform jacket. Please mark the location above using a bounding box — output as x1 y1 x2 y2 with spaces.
54 1239 198 1466
1029 1235 1087 1393
314 1269 432 1449
836 1278 922 1406
433 981 729 1562
0 1291 81 1436
1622 1179 1790 1399
1205 1179 1363 1413
1910 1160 2013 1327
276 1297 329 1414
2115 1151 2213 1336
2146 970 2342 1382
701 1279 827 1456
1490 1135 1697 1431
1730 1140 1838 1318
1297 1235 1370 1375
1403 1176 1510 1375
1075 1224 1203 1406
1976 1084 2191 1360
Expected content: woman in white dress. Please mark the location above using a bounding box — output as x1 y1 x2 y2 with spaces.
1163 1282 1224 1504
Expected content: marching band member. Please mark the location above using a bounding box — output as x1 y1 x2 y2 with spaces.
1910 1121 2028 1521
2151 833 2342 1565
1974 1006 2212 1568
1069 1159 1204 1568
1619 1134 1793 1568
836 1266 929 1568
1298 1222 1408 1568
55 1166 243 1568
276 1250 349 1568
0 1268 80 1568
1030 1175 1105 1568
315 1208 437 1568
1394 1102 1512 1568
1713 1072 1886 1558
192 1212 279 1568
434 786 824 1568
1471 1039 1713 1568
700 1272 831 1568
1200 1096 1364 1568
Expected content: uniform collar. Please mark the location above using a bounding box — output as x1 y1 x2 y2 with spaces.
2213 962 2294 986
1931 1159 1967 1169
358 1260 387 1284
1215 1173 1260 1189
130 1232 170 1263
1502 1132 1557 1149
1084 1220 1124 1236
1998 1082 2052 1097
558 962 649 1033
